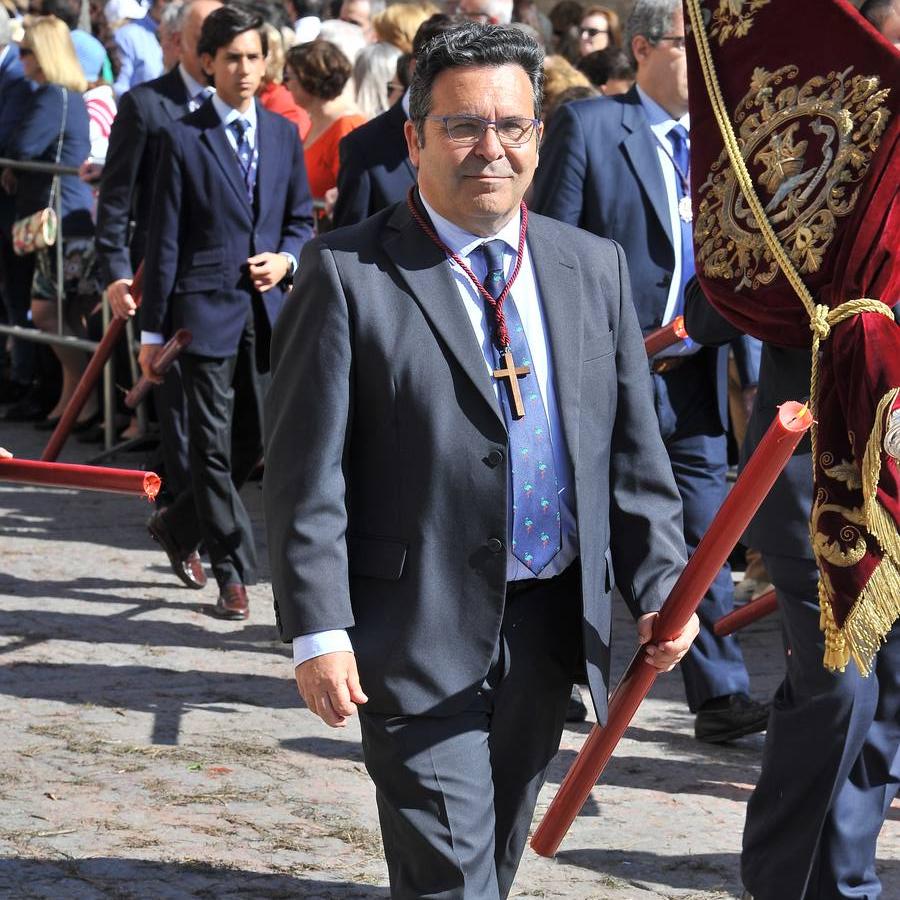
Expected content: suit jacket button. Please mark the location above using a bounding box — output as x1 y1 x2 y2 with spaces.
487 538 504 553
487 449 504 467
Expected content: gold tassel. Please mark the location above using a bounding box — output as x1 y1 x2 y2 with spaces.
820 580 850 672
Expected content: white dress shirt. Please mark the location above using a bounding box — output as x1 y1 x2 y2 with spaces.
292 190 578 668
636 85 690 329
178 64 211 111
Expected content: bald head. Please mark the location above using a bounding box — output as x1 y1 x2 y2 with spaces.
178 0 223 82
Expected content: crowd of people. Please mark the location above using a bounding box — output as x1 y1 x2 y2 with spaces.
0 0 898 898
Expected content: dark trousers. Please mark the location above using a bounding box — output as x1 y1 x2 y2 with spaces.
164 317 265 588
359 565 582 899
653 357 750 710
742 554 900 899
150 359 191 503
0 231 36 385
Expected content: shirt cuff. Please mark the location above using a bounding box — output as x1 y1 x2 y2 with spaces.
280 252 297 276
141 331 165 344
292 629 353 669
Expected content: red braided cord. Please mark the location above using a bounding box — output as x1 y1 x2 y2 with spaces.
405 187 528 352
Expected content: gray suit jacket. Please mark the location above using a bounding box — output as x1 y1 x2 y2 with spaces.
264 202 687 722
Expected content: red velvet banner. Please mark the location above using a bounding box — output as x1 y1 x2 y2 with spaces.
685 0 900 672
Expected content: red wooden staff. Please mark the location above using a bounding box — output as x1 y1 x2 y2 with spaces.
531 401 813 858
0 458 160 500
42 264 144 462
714 588 778 637
643 315 688 357
124 329 192 409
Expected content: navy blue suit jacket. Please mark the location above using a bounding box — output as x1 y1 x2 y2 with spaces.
0 44 35 233
95 66 192 286
142 98 315 364
332 99 416 228
531 87 728 429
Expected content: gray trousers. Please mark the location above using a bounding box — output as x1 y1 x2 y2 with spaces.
359 564 583 899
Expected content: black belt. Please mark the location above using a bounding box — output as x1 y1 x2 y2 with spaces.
506 561 578 597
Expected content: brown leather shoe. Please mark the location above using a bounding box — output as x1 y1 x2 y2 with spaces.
211 583 249 620
147 510 207 590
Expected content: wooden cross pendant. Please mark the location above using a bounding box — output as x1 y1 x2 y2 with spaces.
493 349 530 419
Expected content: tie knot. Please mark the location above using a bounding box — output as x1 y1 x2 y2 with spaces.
193 88 212 105
231 117 249 141
669 123 688 148
480 239 506 277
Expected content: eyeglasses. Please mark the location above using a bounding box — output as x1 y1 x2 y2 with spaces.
386 81 403 94
425 115 540 146
19 47 33 56
579 26 608 38
656 34 687 50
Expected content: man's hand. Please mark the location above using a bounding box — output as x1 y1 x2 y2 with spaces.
107 278 137 318
138 344 164 384
79 160 104 184
294 651 368 727
636 611 700 672
0 448 11 458
247 252 289 293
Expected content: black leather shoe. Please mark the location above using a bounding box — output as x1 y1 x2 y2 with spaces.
695 693 769 744
566 684 588 723
147 510 207 590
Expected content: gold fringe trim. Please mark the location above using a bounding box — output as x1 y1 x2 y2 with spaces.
820 580 850 672
840 551 900 675
862 387 900 566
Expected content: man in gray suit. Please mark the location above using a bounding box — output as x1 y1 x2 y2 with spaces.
264 24 699 899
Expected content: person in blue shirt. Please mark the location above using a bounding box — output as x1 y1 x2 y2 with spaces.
105 0 164 97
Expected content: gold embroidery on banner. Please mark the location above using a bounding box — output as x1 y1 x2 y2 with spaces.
696 66 892 291
707 0 771 45
810 490 868 568
820 452 863 491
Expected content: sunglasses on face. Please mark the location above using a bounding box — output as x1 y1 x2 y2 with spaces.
580 26 608 38
19 47 34 56
387 81 403 94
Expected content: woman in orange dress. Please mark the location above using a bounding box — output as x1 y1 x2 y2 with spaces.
284 40 366 211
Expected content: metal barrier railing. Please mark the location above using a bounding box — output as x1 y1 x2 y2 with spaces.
0 156 115 449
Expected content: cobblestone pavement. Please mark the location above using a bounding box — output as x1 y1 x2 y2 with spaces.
0 422 897 899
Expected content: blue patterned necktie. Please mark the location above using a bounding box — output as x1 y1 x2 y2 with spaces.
190 87 213 111
668 123 695 314
480 239 561 576
230 117 257 202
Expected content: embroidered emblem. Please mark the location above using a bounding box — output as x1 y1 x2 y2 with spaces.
811 492 868 568
695 65 891 292
884 410 900 462
707 0 771 45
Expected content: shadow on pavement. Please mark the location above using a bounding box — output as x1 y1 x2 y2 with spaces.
0 662 302 745
0 857 389 899
556 847 741 896
281 736 365 762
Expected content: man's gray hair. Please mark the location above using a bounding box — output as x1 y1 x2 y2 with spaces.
624 0 680 66
0 6 11 47
409 22 544 144
160 0 185 33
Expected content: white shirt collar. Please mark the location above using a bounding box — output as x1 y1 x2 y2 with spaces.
418 191 522 264
401 88 410 119
178 63 208 101
0 46 10 68
636 84 689 136
211 93 257 131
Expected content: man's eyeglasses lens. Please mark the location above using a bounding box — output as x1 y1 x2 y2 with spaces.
657 35 686 50
434 115 538 146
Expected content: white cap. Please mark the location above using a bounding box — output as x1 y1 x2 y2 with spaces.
104 0 149 22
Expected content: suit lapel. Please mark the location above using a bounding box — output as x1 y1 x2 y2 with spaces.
198 103 253 220
527 214 582 469
255 101 272 223
382 204 504 428
620 89 673 249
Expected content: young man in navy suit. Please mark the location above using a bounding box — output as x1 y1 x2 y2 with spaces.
140 5 315 620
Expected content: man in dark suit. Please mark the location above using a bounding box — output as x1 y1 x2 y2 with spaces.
531 0 767 744
685 283 900 900
95 0 221 588
331 13 455 228
141 5 314 620
265 23 698 898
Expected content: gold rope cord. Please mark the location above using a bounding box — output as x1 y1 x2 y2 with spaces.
685 0 898 672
